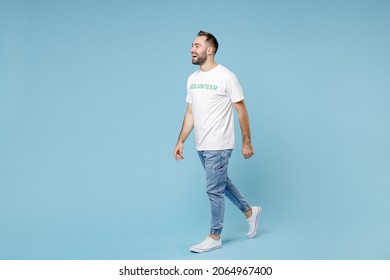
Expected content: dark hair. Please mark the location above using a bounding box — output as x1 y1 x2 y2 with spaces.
198 30 219 54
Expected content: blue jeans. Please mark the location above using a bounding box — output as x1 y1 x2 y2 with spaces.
198 149 251 236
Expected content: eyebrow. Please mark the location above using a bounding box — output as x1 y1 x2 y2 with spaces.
192 43 202 46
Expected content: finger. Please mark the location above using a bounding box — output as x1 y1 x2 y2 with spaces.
244 153 253 159
175 151 184 160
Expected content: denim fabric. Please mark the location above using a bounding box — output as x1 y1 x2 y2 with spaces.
198 149 251 236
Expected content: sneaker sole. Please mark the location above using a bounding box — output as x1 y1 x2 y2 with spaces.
247 206 262 239
190 245 222 253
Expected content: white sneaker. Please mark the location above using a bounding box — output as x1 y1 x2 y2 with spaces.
246 206 262 238
190 236 222 253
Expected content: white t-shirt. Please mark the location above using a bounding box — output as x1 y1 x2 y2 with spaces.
186 64 244 151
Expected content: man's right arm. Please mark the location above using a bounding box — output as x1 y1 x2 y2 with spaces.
174 103 194 160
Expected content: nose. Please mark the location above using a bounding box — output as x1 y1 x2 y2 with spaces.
191 45 196 53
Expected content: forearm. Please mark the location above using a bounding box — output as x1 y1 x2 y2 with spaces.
234 100 254 159
239 113 252 145
177 113 194 144
177 104 194 144
235 101 252 144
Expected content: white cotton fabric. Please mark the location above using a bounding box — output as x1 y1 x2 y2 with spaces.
186 64 244 151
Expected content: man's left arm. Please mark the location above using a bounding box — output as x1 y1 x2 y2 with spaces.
233 100 254 159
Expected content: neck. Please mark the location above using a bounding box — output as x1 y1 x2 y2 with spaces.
200 58 218 72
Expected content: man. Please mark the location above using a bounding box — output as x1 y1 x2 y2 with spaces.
174 31 261 253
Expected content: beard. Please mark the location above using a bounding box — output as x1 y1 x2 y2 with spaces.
192 50 207 65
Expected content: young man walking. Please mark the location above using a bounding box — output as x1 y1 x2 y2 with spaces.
174 31 261 253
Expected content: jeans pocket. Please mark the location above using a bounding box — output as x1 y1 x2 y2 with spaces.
215 150 231 174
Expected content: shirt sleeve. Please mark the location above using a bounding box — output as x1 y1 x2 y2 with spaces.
226 74 244 103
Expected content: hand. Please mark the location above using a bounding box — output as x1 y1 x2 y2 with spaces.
242 143 254 159
174 142 184 160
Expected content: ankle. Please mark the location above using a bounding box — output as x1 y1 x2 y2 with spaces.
209 234 220 240
245 207 253 219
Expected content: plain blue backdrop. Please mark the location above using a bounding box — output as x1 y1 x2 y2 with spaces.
1 0 389 259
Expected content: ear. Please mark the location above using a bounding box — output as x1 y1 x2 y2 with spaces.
206 46 214 55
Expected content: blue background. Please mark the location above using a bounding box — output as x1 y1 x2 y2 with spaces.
1 0 389 259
